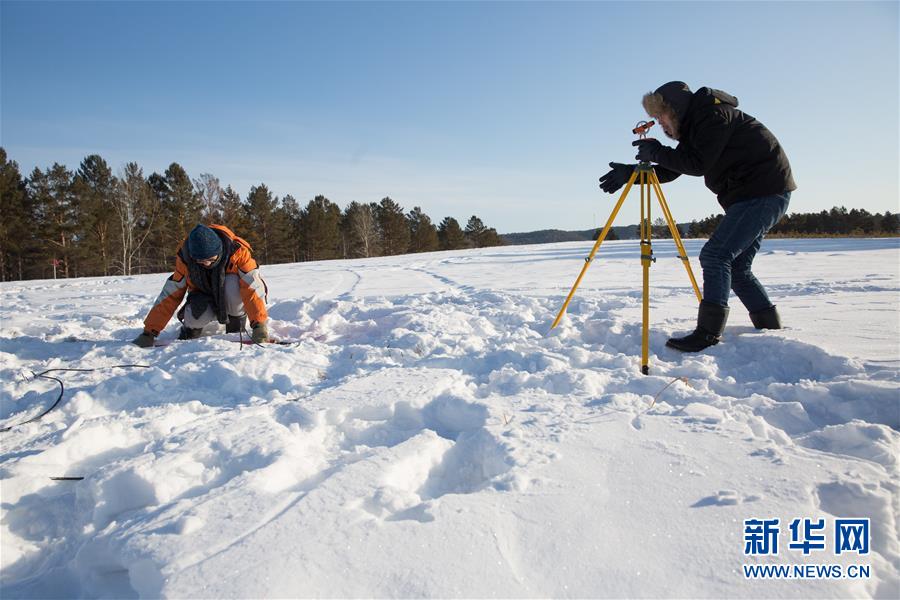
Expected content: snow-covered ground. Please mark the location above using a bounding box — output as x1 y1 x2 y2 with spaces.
1 237 898 599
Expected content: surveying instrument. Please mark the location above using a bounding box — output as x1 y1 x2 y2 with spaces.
550 120 702 375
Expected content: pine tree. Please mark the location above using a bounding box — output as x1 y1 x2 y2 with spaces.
438 217 467 250
829 206 850 235
687 220 702 238
652 216 671 239
847 208 875 234
220 185 251 233
147 163 204 270
245 184 280 264
376 197 410 256
298 195 342 261
273 194 302 263
28 163 76 278
73 154 117 275
694 213 722 236
464 215 504 248
407 206 439 253
881 211 899 234
168 163 203 242
0 149 31 281
480 227 504 247
593 227 619 241
464 215 486 247
813 212 824 234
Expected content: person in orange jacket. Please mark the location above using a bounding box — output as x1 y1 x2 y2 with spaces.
133 224 270 347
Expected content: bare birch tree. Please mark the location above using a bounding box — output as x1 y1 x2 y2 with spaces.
114 162 158 275
342 201 380 258
193 173 223 222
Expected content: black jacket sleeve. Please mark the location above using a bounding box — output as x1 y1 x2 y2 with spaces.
654 109 733 176
654 166 681 183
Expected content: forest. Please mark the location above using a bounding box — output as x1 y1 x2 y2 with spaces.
0 149 503 281
685 208 899 238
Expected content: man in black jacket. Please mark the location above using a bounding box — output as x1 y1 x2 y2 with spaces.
599 82 796 352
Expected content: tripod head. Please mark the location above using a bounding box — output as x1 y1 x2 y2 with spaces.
632 120 655 138
632 120 657 168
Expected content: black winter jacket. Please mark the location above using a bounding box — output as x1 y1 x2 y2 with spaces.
653 87 796 210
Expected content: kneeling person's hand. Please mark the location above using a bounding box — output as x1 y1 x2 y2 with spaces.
133 330 157 348
251 321 269 344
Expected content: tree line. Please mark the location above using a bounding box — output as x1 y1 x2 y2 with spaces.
687 207 899 238
0 149 504 281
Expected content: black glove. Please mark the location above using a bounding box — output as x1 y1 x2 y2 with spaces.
598 162 635 194
133 330 157 348
632 138 663 162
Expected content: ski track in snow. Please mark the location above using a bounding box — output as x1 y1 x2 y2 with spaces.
1 238 898 598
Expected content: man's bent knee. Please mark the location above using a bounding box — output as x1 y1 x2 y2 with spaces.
699 245 729 269
224 274 246 317
183 304 217 328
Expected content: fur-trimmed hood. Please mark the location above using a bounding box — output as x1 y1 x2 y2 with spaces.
643 82 739 125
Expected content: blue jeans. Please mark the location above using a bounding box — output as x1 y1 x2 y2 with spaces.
699 192 791 311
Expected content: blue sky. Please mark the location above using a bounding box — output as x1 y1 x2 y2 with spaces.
2 1 897 233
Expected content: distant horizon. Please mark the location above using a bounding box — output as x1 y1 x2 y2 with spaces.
5 144 896 238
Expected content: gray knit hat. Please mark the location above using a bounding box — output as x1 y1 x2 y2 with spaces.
188 224 222 260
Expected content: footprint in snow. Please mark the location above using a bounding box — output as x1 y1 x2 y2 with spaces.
691 489 762 508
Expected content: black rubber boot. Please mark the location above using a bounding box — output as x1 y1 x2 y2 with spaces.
749 305 781 330
666 301 730 352
226 315 247 333
178 326 203 340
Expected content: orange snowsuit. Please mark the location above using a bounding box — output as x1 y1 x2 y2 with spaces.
143 225 268 335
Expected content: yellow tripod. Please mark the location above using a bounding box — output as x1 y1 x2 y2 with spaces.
550 155 702 375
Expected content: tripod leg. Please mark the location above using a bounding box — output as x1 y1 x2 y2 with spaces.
550 170 638 329
640 170 651 374
649 172 703 302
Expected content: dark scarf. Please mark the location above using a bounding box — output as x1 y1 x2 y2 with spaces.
178 231 236 325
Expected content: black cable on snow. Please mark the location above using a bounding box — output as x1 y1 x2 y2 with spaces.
1 364 151 433
3 330 295 432
240 325 267 349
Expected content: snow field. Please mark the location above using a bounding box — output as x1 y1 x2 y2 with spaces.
1 238 898 598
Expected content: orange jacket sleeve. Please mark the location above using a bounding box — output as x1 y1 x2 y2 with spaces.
230 245 268 324
143 256 190 334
